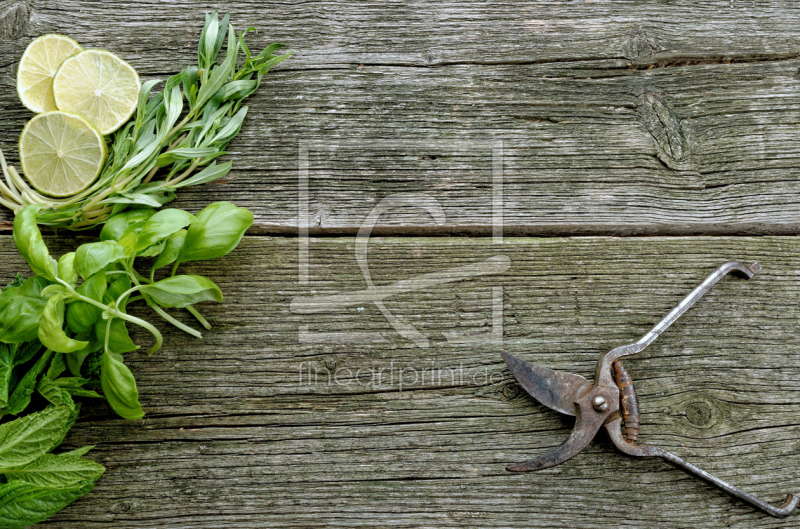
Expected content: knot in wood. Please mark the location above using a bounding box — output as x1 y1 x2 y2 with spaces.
637 92 691 169
683 397 719 428
622 31 662 61
501 381 520 400
0 1 32 40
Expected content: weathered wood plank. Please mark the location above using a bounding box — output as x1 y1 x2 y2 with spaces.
4 1 800 67
0 235 797 527
3 3 800 234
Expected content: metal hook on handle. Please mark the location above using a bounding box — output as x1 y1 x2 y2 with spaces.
595 261 761 388
606 418 799 518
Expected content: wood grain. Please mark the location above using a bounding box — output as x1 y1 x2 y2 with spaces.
0 235 796 528
3 2 800 234
2 2 800 527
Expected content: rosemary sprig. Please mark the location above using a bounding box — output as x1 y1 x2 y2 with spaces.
0 12 290 229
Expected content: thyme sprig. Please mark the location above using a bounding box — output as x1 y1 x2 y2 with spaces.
0 12 290 229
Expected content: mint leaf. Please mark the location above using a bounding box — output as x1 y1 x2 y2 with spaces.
0 406 70 470
0 480 95 528
5 446 104 488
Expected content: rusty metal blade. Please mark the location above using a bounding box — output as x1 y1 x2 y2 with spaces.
501 352 590 417
507 385 618 472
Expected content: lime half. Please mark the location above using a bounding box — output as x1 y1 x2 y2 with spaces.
17 34 83 113
19 111 107 197
53 49 140 135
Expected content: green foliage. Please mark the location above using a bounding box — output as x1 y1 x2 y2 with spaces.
0 11 264 526
175 201 253 268
142 275 223 308
100 352 143 420
0 194 250 524
0 406 71 471
0 277 49 343
1 11 291 230
0 406 103 528
12 206 56 281
7 200 247 417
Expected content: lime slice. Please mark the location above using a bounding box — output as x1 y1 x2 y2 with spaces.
19 111 107 197
17 34 83 113
53 49 140 135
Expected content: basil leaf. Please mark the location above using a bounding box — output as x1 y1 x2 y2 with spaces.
101 351 144 420
137 240 167 258
56 252 78 288
142 275 222 308
95 319 139 354
75 241 127 280
0 405 71 470
65 275 107 335
0 479 95 528
6 350 53 415
40 284 67 299
100 208 156 242
0 276 49 344
118 224 143 256
38 296 88 354
104 275 132 310
65 336 102 378
176 201 252 267
4 446 104 488
12 205 57 281
152 229 187 272
134 209 194 253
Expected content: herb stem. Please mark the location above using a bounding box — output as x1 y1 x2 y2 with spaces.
167 158 202 186
104 316 112 353
142 166 159 185
55 278 164 354
168 133 188 151
147 299 203 338
186 306 212 330
126 265 202 338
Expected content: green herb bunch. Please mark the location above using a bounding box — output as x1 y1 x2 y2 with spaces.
5 201 252 419
0 12 289 229
0 200 251 526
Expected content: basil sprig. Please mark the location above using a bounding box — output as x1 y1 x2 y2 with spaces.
2 202 251 418
0 200 251 525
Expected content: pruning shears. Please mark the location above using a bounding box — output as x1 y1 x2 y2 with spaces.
502 261 798 518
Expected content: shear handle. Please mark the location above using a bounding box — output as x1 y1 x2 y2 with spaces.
595 261 760 388
605 418 798 518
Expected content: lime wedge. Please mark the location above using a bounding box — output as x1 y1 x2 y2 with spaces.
19 111 107 198
53 50 140 135
17 34 83 113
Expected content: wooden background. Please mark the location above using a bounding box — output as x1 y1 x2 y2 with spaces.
1 1 800 527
